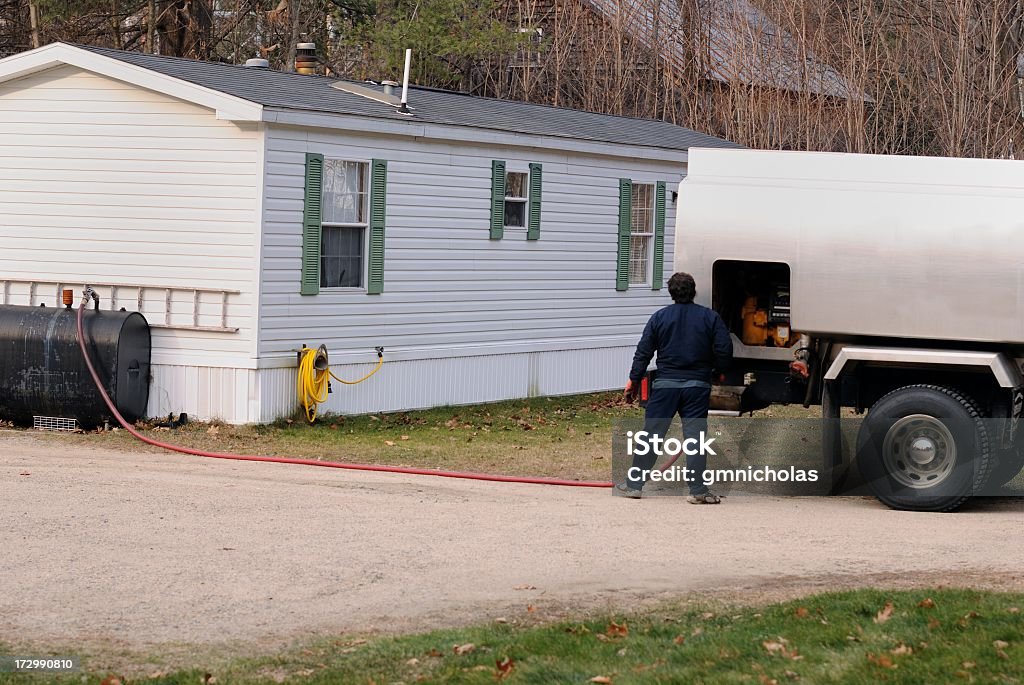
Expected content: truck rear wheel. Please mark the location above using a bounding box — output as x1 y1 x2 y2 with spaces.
856 385 991 512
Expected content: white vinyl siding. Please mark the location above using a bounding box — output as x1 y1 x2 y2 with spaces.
258 124 681 415
0 65 261 422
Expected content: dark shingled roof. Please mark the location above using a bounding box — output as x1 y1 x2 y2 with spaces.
79 45 741 153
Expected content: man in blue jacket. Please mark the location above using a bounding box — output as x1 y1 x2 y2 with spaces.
617 272 733 502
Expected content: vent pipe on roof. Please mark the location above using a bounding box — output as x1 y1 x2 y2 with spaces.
295 42 318 75
399 49 412 114
382 80 399 97
245 58 270 68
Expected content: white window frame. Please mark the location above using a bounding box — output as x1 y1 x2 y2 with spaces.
320 159 370 291
504 169 529 228
629 182 655 286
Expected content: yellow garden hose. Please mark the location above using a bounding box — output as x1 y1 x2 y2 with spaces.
297 345 384 422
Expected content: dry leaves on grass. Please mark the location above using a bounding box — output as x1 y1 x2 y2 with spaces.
917 598 936 609
589 677 613 684
763 637 802 661
874 601 894 624
867 653 895 669
453 643 476 655
495 656 514 680
606 621 629 638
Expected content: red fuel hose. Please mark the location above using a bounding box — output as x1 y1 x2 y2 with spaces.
75 295 613 488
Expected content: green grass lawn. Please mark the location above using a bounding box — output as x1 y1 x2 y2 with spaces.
16 392 821 481
2 589 1021 684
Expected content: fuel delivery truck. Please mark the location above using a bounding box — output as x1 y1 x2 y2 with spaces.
675 148 1024 512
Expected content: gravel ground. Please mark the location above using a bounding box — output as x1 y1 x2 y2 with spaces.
2 432 1023 662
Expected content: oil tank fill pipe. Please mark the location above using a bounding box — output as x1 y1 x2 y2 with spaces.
74 289 612 488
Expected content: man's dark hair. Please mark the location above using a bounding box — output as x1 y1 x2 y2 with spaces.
668 272 696 303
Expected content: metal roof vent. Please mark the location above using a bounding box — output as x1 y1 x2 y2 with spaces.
245 58 269 68
382 80 399 97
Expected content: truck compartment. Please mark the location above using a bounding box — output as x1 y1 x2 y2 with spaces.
712 260 794 348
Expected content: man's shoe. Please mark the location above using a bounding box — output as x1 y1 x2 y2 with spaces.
687 491 722 504
614 482 642 499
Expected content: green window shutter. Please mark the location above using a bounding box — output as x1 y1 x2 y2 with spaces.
300 152 324 296
616 178 632 292
652 181 666 290
490 160 506 240
527 162 542 241
367 159 388 295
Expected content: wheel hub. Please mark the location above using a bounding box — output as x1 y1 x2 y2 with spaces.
881 414 956 489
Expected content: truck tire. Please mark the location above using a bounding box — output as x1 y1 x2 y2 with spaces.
856 385 991 512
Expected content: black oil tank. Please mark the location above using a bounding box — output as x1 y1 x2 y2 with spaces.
0 304 151 427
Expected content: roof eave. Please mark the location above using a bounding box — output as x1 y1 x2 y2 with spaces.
261 106 706 161
0 43 263 121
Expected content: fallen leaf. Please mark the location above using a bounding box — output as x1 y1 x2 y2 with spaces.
874 602 895 624
867 653 895 669
700 612 715 620
783 670 800 681
763 639 787 654
595 633 610 642
495 656 514 680
994 640 1010 649
890 644 913 656
589 677 612 684
495 617 508 624
453 643 476 655
406 658 419 666
526 604 536 613
606 621 629 637
384 440 395 446
202 674 217 685
513 584 537 590
961 661 976 669
928 617 941 629
400 435 409 440
426 649 443 658
917 598 935 609
758 677 778 685
148 672 168 680
794 607 809 618
673 635 686 645
1009 607 1020 614
617 648 628 657
101 677 123 685
207 426 219 435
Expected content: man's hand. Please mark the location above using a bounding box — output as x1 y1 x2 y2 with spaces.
624 379 640 403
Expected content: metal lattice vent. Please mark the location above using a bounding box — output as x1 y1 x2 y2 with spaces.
33 416 78 432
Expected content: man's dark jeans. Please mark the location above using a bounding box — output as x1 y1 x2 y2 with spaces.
626 385 712 495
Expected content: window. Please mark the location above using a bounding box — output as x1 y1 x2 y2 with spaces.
629 183 655 285
504 171 528 227
321 159 368 288
511 27 543 68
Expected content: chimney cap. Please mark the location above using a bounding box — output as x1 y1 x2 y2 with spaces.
296 42 316 51
245 58 270 68
381 79 400 87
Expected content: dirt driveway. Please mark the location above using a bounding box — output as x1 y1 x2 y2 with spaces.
2 432 1023 659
